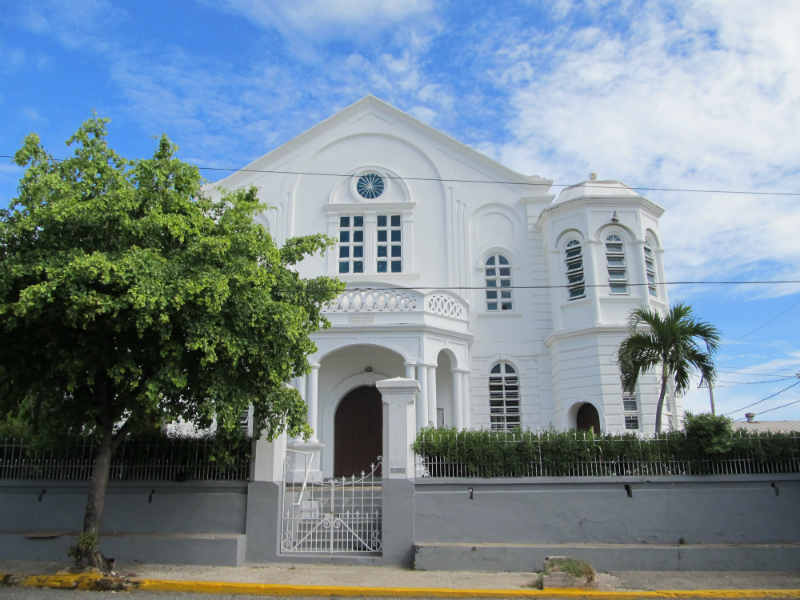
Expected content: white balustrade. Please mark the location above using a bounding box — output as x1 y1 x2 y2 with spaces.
425 294 465 319
323 288 417 312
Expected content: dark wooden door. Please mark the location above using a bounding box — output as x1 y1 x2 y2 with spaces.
334 386 383 477
576 403 601 434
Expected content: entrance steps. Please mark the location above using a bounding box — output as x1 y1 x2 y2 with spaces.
413 542 800 572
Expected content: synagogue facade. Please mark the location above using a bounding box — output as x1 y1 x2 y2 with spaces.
211 96 680 479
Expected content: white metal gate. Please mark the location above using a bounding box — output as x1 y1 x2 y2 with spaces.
280 450 382 554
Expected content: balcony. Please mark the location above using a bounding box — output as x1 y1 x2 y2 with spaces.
321 287 469 331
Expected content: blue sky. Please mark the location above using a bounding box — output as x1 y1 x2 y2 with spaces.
1 0 799 420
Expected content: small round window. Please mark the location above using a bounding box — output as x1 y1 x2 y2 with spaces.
356 173 385 199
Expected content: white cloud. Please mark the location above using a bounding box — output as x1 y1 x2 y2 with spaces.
15 0 126 51
484 0 800 295
204 0 437 41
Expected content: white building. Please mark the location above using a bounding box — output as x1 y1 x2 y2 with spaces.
212 96 682 478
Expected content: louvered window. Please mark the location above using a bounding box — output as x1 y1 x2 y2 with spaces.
644 240 658 297
606 234 627 294
565 240 585 300
485 254 513 311
489 362 520 431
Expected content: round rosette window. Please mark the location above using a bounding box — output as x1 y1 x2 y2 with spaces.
356 173 385 199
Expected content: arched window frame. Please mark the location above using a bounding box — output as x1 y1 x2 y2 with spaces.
484 253 513 311
644 237 658 298
564 239 586 300
488 361 520 431
605 232 628 295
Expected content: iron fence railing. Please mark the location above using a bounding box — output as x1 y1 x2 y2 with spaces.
0 437 251 481
415 430 800 478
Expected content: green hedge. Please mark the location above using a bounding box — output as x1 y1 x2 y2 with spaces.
412 416 799 478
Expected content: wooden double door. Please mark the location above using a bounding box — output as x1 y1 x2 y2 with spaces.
334 386 383 477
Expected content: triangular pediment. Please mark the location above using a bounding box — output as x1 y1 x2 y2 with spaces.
213 95 548 191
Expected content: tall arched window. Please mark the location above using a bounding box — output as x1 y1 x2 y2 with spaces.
489 362 520 431
605 234 627 294
485 254 513 311
564 240 585 300
644 239 658 297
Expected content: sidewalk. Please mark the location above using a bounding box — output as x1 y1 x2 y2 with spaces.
2 559 800 594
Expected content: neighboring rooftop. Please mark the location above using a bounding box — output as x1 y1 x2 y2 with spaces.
733 420 800 434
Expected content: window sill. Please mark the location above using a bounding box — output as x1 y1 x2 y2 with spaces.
330 272 421 282
478 313 523 318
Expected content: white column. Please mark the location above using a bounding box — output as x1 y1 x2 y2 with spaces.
631 240 651 306
584 239 603 324
404 362 416 380
377 377 420 480
326 215 338 273
461 371 471 429
452 369 463 429
294 375 308 443
548 249 564 330
427 365 437 428
417 364 429 429
364 212 377 274
307 362 320 442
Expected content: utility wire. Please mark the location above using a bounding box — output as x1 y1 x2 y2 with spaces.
724 380 800 416
714 376 796 387
2 154 800 197
740 397 800 419
721 297 800 348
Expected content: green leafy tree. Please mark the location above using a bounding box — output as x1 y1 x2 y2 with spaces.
0 117 344 569
617 302 721 433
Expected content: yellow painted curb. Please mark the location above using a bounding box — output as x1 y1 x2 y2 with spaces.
132 579 800 599
5 573 800 598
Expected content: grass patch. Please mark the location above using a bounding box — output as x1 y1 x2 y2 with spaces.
544 557 595 581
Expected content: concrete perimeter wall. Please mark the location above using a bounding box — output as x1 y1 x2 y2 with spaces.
413 474 800 571
0 480 247 565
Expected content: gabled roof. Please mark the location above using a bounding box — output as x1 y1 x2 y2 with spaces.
212 95 550 191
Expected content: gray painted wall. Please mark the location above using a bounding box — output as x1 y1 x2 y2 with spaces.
0 480 248 535
414 474 800 545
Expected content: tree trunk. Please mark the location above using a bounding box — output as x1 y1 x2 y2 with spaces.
83 426 114 537
654 361 669 433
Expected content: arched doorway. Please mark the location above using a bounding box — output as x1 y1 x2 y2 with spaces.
576 403 601 434
334 386 383 477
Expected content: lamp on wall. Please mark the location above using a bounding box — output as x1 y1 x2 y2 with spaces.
364 366 374 387
611 211 619 224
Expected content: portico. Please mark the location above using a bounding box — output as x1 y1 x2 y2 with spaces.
288 286 473 479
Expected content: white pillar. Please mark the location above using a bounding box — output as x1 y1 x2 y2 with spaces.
453 369 463 429
307 362 320 442
250 431 287 483
548 249 564 330
404 362 416 380
377 377 420 480
462 371 471 429
417 364 429 429
584 239 603 324
293 375 307 443
427 365 437 428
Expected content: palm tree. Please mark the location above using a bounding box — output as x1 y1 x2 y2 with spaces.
618 302 720 433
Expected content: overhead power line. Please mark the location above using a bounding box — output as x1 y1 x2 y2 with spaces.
738 397 800 419
724 380 800 416
2 154 800 197
721 297 800 348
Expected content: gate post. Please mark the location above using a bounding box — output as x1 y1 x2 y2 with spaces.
377 377 420 566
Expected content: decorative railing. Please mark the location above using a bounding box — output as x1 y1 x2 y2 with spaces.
323 288 417 312
426 293 465 319
323 288 467 320
0 436 251 481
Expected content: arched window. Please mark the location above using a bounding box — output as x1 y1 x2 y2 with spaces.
485 254 513 311
644 239 658 297
605 234 627 294
564 240 585 300
489 362 520 430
